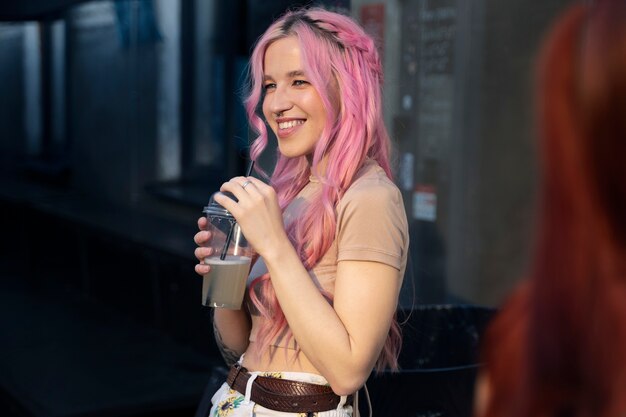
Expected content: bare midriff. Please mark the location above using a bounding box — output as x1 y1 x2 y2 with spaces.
242 342 323 375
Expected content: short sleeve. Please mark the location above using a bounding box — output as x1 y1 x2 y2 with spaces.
335 179 409 270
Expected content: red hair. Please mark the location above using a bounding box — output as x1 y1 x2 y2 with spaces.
480 1 626 416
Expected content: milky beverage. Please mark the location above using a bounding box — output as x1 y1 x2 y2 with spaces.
202 190 254 309
203 255 251 309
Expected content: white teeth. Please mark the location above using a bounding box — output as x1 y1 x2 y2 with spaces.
278 120 304 130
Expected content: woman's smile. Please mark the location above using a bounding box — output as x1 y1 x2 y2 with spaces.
276 118 306 138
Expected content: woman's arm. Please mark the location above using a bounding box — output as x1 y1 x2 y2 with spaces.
194 217 251 366
215 177 404 395
212 308 251 366
265 245 401 395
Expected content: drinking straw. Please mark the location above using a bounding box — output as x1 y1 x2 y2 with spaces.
220 222 235 260
219 161 255 260
245 161 255 177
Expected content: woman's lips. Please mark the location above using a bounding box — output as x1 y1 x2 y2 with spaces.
276 119 305 138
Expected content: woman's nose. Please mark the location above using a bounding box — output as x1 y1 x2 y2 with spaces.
267 86 293 116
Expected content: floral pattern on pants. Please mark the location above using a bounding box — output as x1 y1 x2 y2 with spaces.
212 388 245 417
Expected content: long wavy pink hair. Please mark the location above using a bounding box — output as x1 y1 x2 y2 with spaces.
244 7 401 372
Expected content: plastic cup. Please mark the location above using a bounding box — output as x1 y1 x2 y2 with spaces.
201 193 254 309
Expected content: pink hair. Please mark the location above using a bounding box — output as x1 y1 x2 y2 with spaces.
244 7 401 372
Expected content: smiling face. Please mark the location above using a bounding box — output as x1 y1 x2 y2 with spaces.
262 36 328 160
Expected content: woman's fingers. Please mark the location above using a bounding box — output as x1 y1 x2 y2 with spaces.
194 230 212 246
194 246 214 261
195 262 210 276
213 176 284 258
194 215 213 277
239 176 266 195
216 177 269 213
195 217 211 246
195 217 214 276
195 176 270 278
197 216 208 230
221 177 265 197
217 177 252 209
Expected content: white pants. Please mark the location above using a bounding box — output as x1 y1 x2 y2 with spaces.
208 370 353 417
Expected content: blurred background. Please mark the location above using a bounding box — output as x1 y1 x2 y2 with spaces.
0 0 576 416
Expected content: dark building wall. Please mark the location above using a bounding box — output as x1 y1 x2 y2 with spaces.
68 10 157 208
388 0 575 305
449 0 574 304
0 27 25 159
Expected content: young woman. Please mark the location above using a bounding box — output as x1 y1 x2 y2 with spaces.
475 1 626 416
193 7 409 417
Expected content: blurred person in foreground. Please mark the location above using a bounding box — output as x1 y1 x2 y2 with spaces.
475 1 626 416
194 7 409 417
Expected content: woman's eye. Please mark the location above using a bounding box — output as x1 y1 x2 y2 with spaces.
293 79 308 87
263 83 276 91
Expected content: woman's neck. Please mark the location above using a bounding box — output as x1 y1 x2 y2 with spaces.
307 154 329 180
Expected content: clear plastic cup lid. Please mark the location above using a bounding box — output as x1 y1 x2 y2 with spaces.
203 192 236 218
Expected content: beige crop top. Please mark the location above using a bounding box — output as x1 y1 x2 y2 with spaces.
246 159 409 349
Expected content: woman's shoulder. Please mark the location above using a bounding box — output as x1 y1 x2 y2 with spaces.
334 159 409 267
342 159 402 203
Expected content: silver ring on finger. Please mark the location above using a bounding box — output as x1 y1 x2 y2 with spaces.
241 180 252 189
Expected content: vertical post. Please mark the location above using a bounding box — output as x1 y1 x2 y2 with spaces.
220 0 244 179
39 21 53 160
180 0 196 180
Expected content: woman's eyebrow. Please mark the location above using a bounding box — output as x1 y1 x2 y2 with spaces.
263 70 306 81
287 70 306 78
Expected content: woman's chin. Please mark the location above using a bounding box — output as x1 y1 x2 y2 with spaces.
277 146 303 159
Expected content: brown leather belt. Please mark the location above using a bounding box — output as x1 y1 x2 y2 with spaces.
226 363 352 413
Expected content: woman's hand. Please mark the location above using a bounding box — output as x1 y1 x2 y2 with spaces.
194 195 253 367
213 176 289 260
193 216 214 276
